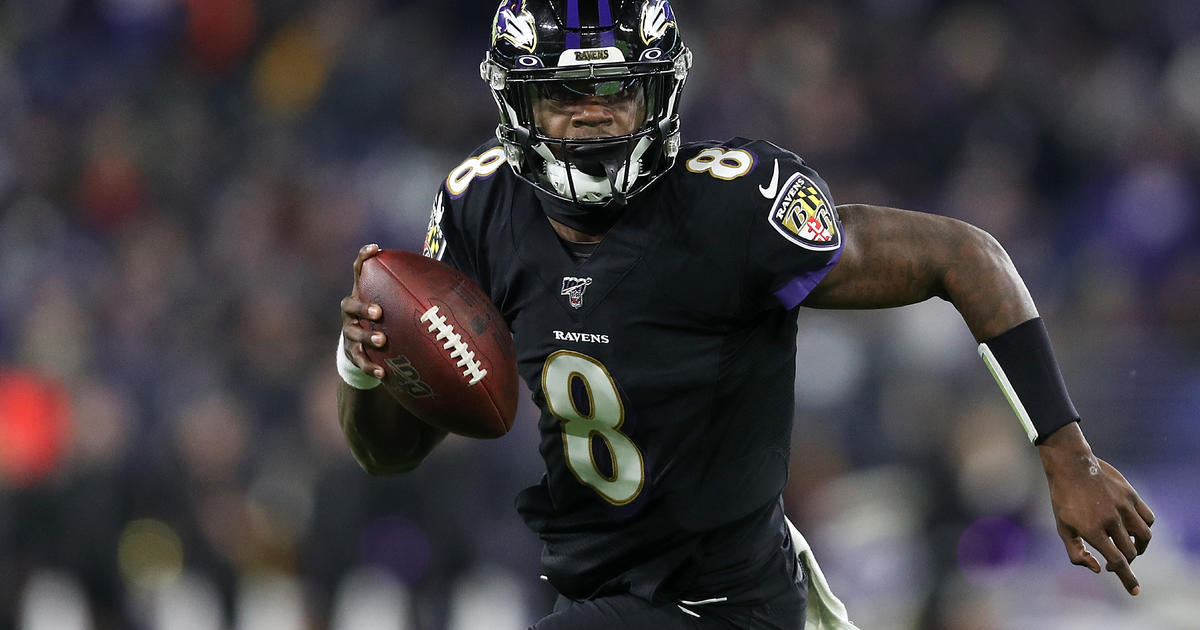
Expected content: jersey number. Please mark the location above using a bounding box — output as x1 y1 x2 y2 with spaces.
685 147 753 180
446 147 506 196
542 351 644 505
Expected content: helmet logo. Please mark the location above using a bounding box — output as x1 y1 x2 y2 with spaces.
640 0 676 44
574 49 610 62
493 1 538 52
558 47 625 67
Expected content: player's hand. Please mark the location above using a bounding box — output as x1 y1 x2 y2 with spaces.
1038 422 1155 595
340 243 387 379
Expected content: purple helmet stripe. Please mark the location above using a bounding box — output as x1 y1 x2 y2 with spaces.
598 0 615 46
579 0 599 24
565 0 580 27
565 0 581 49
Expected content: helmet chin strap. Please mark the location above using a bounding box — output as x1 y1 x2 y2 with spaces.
568 141 636 206
532 137 653 205
527 136 656 234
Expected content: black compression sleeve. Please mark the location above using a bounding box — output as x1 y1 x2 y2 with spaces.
979 317 1080 445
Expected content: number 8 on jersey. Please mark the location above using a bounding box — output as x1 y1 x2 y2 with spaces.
542 351 645 505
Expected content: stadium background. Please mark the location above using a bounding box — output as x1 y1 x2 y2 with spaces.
0 0 1197 628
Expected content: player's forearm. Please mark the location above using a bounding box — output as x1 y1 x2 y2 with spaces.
929 213 1089 447
819 205 1085 448
337 382 447 474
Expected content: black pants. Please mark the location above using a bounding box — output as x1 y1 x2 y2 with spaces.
530 549 809 629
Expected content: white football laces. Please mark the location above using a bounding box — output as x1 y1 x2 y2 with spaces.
420 305 488 385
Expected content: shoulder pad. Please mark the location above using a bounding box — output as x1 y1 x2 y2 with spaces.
443 140 509 200
678 137 804 165
674 138 807 202
673 138 840 252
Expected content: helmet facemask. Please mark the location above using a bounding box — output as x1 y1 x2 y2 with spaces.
482 41 690 210
526 77 655 206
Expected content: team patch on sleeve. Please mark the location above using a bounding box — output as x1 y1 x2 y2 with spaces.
767 172 840 251
422 191 447 260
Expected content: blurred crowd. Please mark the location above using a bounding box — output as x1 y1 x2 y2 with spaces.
1 0 1198 629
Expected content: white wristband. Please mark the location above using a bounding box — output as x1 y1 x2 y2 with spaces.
337 334 382 390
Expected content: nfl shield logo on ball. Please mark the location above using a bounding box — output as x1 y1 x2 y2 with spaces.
385 356 437 398
560 276 593 309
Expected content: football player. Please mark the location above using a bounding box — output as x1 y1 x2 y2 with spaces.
336 1 1155 628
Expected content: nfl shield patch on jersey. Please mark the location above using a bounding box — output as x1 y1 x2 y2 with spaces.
768 172 840 251
560 276 593 309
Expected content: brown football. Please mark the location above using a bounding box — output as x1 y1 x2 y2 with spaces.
357 249 518 438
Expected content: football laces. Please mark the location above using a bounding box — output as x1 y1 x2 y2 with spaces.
420 305 488 385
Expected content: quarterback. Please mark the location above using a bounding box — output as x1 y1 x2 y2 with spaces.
336 1 1154 628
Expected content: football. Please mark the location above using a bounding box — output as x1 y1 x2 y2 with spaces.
357 249 518 438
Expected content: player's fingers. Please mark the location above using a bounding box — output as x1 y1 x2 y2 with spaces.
1100 458 1155 554
1128 521 1153 557
1108 520 1138 564
340 295 362 318
1122 506 1153 556
340 295 382 321
353 243 381 277
1088 534 1139 595
342 321 385 349
1058 525 1101 573
347 338 386 379
1134 495 1156 528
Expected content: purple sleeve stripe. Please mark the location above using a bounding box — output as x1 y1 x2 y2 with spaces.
772 248 843 309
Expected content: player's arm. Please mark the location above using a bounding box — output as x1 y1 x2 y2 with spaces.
337 244 448 475
804 203 1155 595
802 204 1032 338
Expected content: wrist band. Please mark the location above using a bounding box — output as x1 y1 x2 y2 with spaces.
978 317 1079 444
337 334 382 390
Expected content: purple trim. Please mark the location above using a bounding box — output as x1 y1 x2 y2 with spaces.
598 0 615 46
743 148 758 174
772 247 843 309
566 0 581 49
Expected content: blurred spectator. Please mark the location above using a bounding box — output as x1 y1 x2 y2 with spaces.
1 1 1197 628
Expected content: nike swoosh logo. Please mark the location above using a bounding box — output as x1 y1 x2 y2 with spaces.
758 159 779 198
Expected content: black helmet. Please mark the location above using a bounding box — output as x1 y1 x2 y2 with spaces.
480 0 691 210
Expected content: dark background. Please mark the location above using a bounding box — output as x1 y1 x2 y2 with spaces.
1 1 1197 628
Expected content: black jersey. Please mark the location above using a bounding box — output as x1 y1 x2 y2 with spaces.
421 137 843 602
